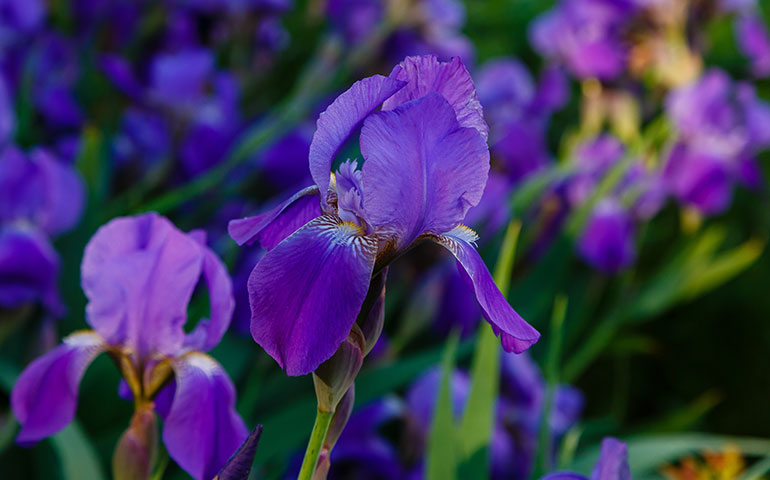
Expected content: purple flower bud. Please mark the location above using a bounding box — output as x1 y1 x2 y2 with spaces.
112 405 158 480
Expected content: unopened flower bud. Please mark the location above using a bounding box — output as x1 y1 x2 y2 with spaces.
113 404 158 480
313 326 365 413
356 268 388 355
214 425 263 480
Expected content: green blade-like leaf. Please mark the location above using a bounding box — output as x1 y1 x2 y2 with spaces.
52 424 107 480
426 332 460 480
458 221 521 478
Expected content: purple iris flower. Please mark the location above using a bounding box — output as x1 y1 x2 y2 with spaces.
477 59 567 184
530 0 636 80
11 213 248 480
736 13 770 77
578 199 636 274
0 147 84 313
230 55 539 376
327 0 473 64
0 0 44 47
103 48 242 177
541 437 631 480
664 69 770 214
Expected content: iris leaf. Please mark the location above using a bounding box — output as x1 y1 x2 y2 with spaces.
426 332 460 480
457 221 521 478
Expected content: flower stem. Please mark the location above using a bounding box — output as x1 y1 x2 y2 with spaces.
297 409 334 480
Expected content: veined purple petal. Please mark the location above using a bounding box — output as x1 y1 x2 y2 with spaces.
384 55 488 140
184 246 235 352
163 353 248 480
81 214 204 357
360 92 489 248
0 225 61 314
309 75 406 202
590 437 631 480
249 215 377 376
228 185 321 249
430 225 540 353
11 331 106 444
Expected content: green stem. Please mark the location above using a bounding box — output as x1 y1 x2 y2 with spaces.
297 409 334 480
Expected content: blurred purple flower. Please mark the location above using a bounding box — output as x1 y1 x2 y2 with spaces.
230 55 538 376
104 48 242 177
530 0 636 80
736 14 770 77
0 75 14 144
0 146 84 313
664 69 770 213
541 437 630 480
476 60 567 184
578 199 636 273
327 0 473 64
11 213 248 480
0 0 45 47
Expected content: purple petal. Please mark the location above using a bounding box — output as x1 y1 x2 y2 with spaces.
590 437 631 480
248 215 377 376
384 55 488 140
406 368 470 433
430 226 540 353
309 75 406 202
99 54 143 99
149 49 214 109
663 143 732 215
228 186 321 249
30 148 85 236
0 225 62 314
577 199 636 274
360 92 489 248
81 213 205 357
184 246 235 352
11 331 105 444
163 353 248 480
737 14 770 77
0 76 14 143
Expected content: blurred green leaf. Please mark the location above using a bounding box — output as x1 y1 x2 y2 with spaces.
426 332 460 480
52 425 107 480
457 221 520 478
533 295 568 479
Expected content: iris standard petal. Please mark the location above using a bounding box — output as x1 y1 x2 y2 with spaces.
228 185 321 249
184 246 235 352
11 331 106 444
360 92 489 248
590 437 631 480
430 226 540 353
81 213 203 357
384 55 488 140
308 75 406 201
163 353 248 480
248 215 377 376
